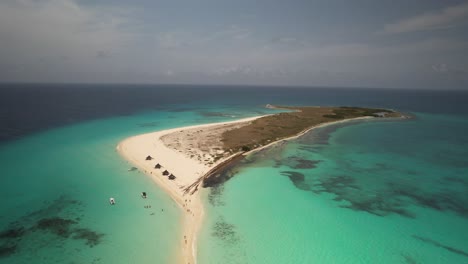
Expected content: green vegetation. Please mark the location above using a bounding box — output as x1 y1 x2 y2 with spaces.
322 106 396 119
241 146 251 152
221 106 401 153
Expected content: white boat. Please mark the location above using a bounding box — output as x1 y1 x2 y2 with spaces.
109 197 115 205
141 192 147 198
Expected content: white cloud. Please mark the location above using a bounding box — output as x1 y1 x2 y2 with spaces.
432 63 468 75
432 63 449 73
156 33 185 49
156 25 251 50
381 2 468 34
210 65 293 79
247 38 468 68
209 25 252 41
0 0 142 78
270 37 299 44
0 0 466 88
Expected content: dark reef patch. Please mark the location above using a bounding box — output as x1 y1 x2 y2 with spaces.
30 217 104 248
313 175 360 194
297 145 325 153
430 151 468 169
0 226 24 258
413 235 468 258
342 194 413 218
374 162 391 170
275 156 321 169
25 195 76 219
212 218 239 244
312 175 415 217
0 227 25 239
281 171 311 191
72 228 104 247
338 160 396 175
443 176 468 187
34 217 77 238
310 173 468 218
0 195 104 259
0 244 17 258
401 253 419 264
208 185 226 207
389 183 468 217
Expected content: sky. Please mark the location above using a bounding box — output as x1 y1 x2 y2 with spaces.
0 0 467 89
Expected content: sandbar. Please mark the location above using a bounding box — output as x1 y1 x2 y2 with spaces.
117 106 404 263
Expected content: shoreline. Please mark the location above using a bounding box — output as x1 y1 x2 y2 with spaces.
116 110 406 264
202 116 379 187
116 115 268 264
245 115 373 156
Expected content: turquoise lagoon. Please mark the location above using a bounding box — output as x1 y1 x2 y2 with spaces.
1 85 467 263
199 113 468 264
0 105 277 263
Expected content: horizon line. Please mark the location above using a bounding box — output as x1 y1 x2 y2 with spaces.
0 82 465 91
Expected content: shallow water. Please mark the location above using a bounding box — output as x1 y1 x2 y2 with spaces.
1 84 467 263
199 113 468 264
0 112 183 263
0 108 280 263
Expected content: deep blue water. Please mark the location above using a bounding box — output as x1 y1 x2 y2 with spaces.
1 83 467 143
0 83 467 263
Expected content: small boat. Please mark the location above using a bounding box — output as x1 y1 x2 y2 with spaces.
109 197 115 205
141 192 147 198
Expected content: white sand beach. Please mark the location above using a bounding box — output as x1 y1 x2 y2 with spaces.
116 116 266 264
116 113 378 264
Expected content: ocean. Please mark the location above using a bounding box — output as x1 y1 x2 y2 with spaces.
0 84 467 263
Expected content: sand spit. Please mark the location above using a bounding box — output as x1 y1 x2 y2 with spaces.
117 109 401 263
116 116 265 264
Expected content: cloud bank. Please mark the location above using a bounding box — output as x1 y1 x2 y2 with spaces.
0 0 467 89
382 2 468 34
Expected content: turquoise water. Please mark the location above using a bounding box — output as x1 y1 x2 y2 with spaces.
0 107 277 263
199 113 468 263
2 85 468 263
0 112 183 263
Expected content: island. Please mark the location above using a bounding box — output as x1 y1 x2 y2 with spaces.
116 105 403 264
